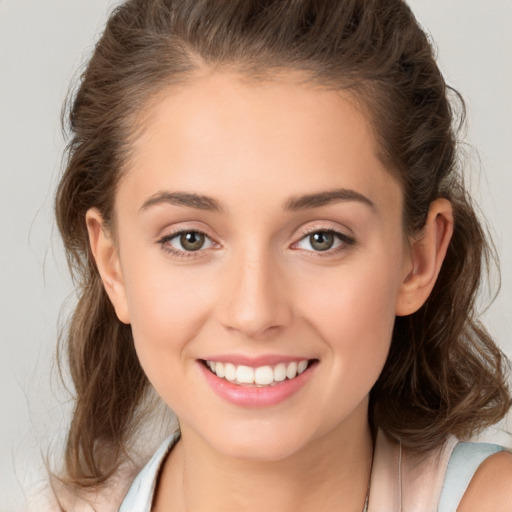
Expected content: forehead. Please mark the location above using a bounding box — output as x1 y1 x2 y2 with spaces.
120 72 402 217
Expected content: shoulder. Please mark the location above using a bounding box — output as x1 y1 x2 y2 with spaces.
458 449 512 511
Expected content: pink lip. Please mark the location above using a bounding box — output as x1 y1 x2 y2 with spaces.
198 359 317 407
201 354 311 367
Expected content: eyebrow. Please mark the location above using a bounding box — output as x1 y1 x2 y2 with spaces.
140 191 224 212
140 188 375 213
283 188 376 212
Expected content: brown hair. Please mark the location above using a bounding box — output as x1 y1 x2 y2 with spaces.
55 0 510 489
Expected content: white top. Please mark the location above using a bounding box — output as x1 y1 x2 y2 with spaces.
118 430 504 512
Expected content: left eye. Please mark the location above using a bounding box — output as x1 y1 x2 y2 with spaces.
295 230 352 252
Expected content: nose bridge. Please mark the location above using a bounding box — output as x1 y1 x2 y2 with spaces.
219 241 292 338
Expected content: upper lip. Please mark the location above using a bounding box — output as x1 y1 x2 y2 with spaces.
200 354 315 367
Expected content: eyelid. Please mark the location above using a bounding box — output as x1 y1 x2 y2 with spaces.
156 225 220 258
291 224 356 254
155 222 355 259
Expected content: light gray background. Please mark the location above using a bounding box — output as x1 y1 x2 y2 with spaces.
1 1 511 510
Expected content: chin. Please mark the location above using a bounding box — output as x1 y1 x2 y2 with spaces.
195 419 319 462
219 437 306 462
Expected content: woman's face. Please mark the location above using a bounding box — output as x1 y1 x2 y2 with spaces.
105 73 412 460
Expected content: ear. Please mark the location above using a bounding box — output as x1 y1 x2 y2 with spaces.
86 208 131 324
395 198 454 316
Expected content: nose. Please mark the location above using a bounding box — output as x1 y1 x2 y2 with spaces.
218 246 293 340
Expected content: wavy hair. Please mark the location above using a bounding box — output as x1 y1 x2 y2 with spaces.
55 0 510 488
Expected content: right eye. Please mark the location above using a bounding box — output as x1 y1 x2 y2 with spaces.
158 230 215 258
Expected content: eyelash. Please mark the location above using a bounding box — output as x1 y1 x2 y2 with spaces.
157 229 217 259
292 227 356 257
157 227 356 259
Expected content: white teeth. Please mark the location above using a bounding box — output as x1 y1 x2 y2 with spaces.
225 363 237 382
297 360 308 374
274 363 287 382
206 359 311 386
236 365 255 384
215 361 225 378
254 366 274 385
286 362 298 379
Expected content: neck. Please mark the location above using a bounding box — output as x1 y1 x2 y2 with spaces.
154 406 373 512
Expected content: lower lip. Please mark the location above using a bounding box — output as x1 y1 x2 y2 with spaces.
199 361 316 407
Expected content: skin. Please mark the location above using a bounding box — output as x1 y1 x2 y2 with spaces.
86 72 511 511
458 451 512 511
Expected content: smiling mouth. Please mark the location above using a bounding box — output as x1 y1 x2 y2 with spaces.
201 359 317 387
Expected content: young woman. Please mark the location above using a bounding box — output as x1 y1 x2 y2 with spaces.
53 0 512 510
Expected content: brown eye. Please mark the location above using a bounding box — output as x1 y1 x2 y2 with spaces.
294 228 355 255
180 231 205 251
158 229 215 258
309 231 334 251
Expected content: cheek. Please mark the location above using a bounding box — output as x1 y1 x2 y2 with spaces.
308 283 395 436
296 253 402 380
121 255 215 382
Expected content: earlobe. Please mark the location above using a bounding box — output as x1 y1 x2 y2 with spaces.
86 208 131 324
395 198 454 316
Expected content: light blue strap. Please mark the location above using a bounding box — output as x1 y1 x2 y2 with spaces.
438 442 504 512
119 432 180 512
